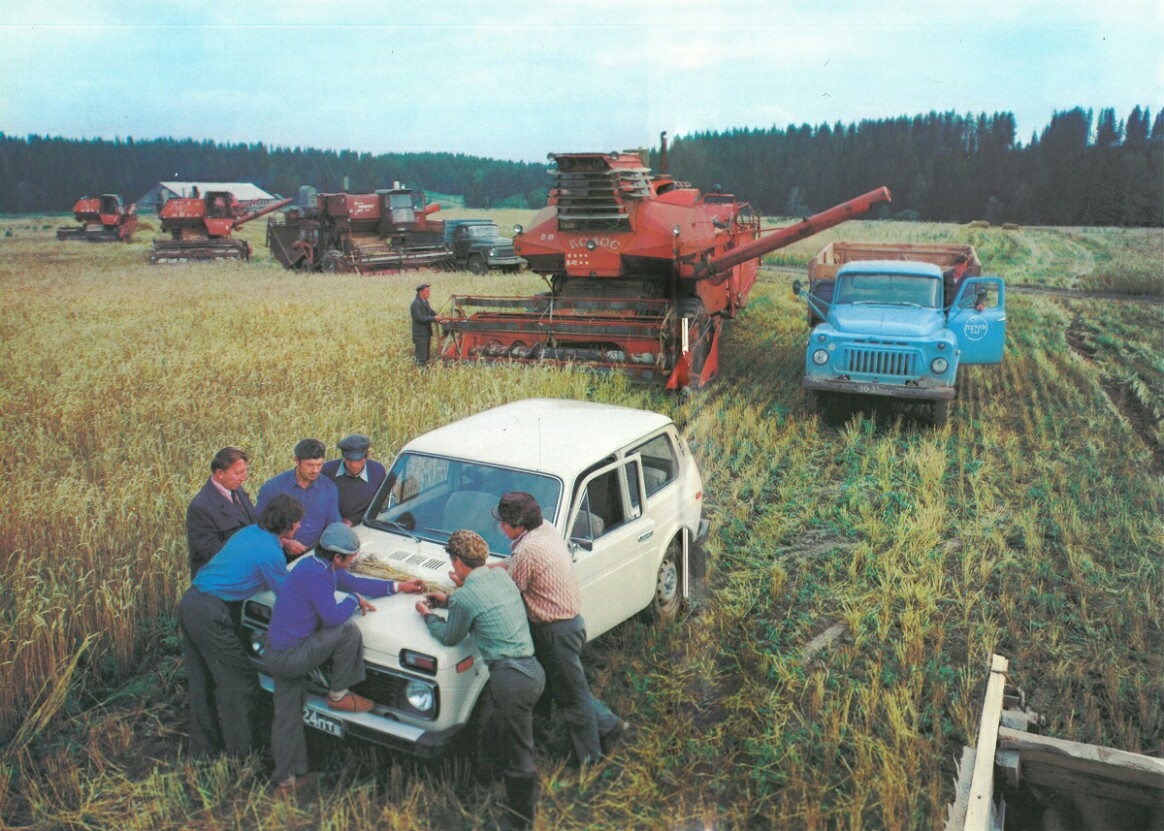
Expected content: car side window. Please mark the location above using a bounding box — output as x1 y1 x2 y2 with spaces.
630 433 678 497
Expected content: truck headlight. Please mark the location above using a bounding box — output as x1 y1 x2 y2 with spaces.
405 679 436 714
931 357 949 374
812 349 829 366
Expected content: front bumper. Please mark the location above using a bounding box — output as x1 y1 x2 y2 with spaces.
803 376 955 401
257 675 468 758
487 255 526 269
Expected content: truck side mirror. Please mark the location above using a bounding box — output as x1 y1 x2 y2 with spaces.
792 280 803 296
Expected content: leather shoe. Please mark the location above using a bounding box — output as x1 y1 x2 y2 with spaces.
327 692 374 712
274 773 316 797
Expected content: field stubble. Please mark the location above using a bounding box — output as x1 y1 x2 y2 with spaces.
0 217 1160 829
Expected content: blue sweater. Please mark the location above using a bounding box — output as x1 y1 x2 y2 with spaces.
256 470 341 549
267 554 396 652
191 524 288 601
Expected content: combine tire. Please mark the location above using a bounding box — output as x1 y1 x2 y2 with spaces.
321 249 344 273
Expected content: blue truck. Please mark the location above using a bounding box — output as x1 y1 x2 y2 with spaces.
793 242 1006 424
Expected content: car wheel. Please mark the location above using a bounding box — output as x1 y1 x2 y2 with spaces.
646 538 683 621
468 254 487 275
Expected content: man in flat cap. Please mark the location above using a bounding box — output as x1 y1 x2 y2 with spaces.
410 283 440 366
322 434 387 527
417 530 544 829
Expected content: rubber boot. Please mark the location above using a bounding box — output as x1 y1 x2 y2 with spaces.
499 774 536 830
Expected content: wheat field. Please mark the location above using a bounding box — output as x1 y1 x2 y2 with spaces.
0 214 1160 829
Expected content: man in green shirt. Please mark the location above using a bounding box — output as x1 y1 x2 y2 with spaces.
416 530 544 831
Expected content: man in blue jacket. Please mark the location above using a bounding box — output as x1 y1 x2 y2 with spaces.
264 523 424 795
257 438 342 554
177 493 303 759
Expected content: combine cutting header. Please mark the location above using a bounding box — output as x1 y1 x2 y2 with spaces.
439 133 891 388
56 194 138 243
150 191 293 264
266 186 454 273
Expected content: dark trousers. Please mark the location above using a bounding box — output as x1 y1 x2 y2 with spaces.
530 615 619 763
413 336 430 366
481 657 545 778
265 619 366 784
177 587 258 758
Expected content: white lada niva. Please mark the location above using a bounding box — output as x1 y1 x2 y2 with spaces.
242 397 708 756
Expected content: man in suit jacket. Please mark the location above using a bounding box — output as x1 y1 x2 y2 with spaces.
411 283 440 366
321 434 388 526
186 446 259 576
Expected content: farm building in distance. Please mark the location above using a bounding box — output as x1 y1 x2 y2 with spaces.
135 182 281 214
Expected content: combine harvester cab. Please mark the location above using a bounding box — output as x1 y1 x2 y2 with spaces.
439 133 890 389
56 194 138 243
266 186 455 273
150 191 292 264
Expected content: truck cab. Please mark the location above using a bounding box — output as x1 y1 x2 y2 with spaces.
241 398 707 757
795 259 1005 423
445 219 526 274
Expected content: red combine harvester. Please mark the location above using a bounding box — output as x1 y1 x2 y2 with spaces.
266 186 455 273
56 194 138 243
150 191 293 264
439 134 891 388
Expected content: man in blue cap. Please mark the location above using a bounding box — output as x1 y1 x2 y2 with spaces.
265 522 424 795
321 434 387 526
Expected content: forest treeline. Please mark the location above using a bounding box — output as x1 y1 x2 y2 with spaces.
1 105 1160 226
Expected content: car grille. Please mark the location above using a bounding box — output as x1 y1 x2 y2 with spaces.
841 345 919 378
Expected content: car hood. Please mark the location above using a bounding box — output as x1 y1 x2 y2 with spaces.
829 305 946 338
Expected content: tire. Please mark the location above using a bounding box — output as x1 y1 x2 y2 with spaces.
815 391 851 425
931 399 951 426
644 537 684 621
321 249 344 273
467 254 487 275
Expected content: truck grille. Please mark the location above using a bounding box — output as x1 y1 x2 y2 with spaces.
841 345 919 378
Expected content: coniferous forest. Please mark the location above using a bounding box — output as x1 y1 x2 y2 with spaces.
1 105 1160 225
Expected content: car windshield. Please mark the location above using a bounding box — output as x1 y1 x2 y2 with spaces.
834 273 941 308
468 225 500 238
365 453 562 556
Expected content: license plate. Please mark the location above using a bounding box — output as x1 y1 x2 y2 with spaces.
303 706 344 738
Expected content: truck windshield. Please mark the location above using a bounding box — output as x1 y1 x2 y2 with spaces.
834 274 941 308
365 453 562 556
468 225 500 238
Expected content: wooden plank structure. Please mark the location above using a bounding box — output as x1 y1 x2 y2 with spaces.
946 654 1164 831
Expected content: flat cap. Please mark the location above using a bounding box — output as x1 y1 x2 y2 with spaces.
445 530 489 567
319 522 361 555
337 433 370 461
415 282 431 292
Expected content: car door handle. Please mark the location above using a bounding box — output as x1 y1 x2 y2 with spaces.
637 530 654 543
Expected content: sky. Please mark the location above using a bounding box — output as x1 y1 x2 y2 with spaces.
1 1 1161 163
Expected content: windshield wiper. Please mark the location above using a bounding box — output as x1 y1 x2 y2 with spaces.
368 518 420 542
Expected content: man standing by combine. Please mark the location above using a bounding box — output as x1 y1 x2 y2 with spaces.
321 434 386 527
416 530 544 830
257 438 341 554
186 446 259 576
492 491 625 766
411 282 440 366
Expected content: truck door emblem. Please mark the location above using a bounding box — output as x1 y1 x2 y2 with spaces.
963 317 989 341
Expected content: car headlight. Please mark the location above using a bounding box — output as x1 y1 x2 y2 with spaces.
812 349 829 366
405 679 436 714
931 357 949 374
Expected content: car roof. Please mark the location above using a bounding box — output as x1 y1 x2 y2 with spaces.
400 398 674 476
838 259 943 278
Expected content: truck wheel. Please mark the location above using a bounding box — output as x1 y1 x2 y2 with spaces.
815 391 850 425
467 254 487 275
644 538 683 621
931 399 951 426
